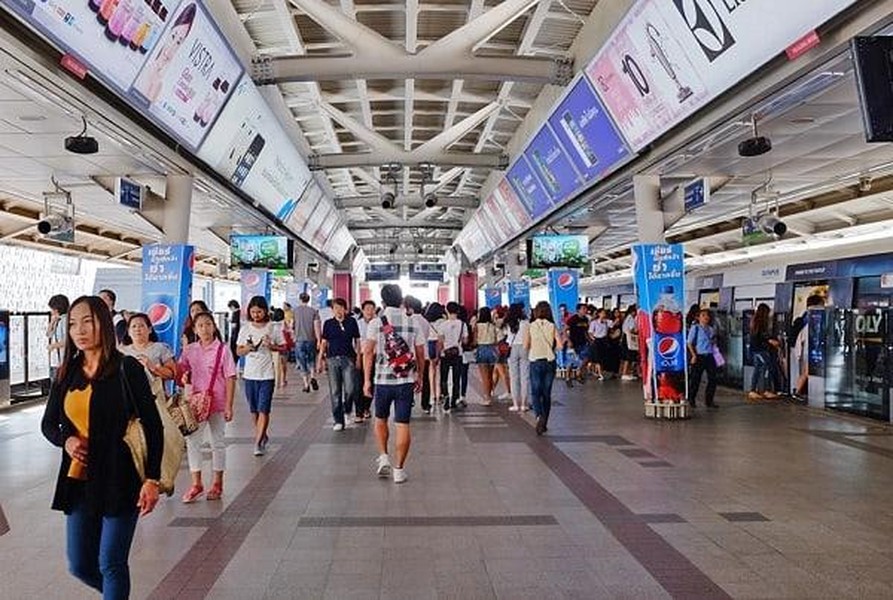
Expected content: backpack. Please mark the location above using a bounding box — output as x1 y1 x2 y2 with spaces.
380 315 415 377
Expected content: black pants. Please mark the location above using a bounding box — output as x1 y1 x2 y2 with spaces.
440 353 462 407
688 354 718 406
354 361 373 417
421 360 432 411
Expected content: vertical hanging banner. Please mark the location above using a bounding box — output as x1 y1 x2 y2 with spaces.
484 287 503 310
314 286 330 309
548 269 579 324
437 284 451 306
240 270 272 317
632 244 687 403
508 280 531 313
142 244 195 357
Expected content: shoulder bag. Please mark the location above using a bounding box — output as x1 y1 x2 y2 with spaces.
121 362 183 496
186 343 225 423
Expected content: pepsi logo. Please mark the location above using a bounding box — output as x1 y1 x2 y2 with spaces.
243 272 261 287
657 337 679 358
147 302 173 334
487 289 500 299
557 272 575 290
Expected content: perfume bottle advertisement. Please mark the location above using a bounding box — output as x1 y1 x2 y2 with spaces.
584 0 707 151
130 0 243 150
506 157 553 221
523 126 582 202
198 78 313 222
3 0 184 94
547 77 631 181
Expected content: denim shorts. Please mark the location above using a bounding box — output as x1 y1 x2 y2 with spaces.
373 383 414 424
295 340 317 374
245 378 275 414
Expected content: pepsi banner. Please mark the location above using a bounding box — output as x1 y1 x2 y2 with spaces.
507 280 531 313
240 270 272 318
547 269 579 325
484 287 502 309
632 244 687 403
142 244 195 357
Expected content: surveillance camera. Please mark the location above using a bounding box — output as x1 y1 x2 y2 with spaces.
381 191 395 209
859 176 872 193
757 214 787 236
424 193 437 208
37 213 68 235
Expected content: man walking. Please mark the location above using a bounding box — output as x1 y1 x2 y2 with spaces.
354 300 377 422
363 284 425 484
319 298 361 431
293 293 321 393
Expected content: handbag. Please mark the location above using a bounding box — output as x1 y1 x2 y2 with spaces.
167 390 199 436
497 340 511 359
187 343 224 423
121 362 183 496
712 344 726 368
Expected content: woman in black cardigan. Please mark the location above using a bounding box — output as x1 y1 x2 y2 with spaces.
41 295 163 600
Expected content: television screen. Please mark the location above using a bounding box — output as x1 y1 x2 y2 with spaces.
230 235 294 270
527 235 589 268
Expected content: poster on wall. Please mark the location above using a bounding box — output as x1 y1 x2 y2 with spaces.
547 77 632 181
129 0 243 151
523 126 582 202
632 243 687 403
141 244 194 357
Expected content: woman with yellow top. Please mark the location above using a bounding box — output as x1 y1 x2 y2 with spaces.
41 296 163 600
524 301 564 435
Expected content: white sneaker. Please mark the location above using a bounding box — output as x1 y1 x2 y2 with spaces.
392 467 407 484
498 393 511 401
621 375 635 381
508 406 520 412
333 423 344 431
375 454 391 478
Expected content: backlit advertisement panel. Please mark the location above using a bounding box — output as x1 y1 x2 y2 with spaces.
142 243 194 358
130 0 243 150
2 0 183 93
484 194 514 244
507 157 552 221
547 77 632 181
198 78 312 220
495 180 532 232
523 126 582 202
284 183 323 233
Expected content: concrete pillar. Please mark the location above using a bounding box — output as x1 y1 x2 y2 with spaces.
633 175 664 244
163 175 193 244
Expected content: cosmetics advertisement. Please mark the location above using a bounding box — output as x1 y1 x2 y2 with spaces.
507 280 531 313
523 126 581 203
130 0 243 150
198 77 312 221
507 157 553 221
141 243 194 357
547 269 579 326
547 77 632 181
3 0 184 93
240 270 272 316
632 243 687 403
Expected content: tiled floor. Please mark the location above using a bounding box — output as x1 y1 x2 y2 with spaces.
1 373 893 599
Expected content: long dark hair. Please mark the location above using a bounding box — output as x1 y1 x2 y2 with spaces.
191 311 222 341
57 295 120 383
247 296 270 322
506 303 526 334
182 299 212 343
751 303 771 335
477 306 492 324
532 301 554 323
122 312 159 345
425 302 445 322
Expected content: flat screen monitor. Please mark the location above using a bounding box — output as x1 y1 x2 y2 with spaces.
852 36 893 143
526 235 589 269
230 234 293 270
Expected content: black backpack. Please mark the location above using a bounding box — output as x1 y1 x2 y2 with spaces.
380 316 415 377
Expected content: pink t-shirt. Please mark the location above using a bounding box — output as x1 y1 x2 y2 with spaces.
178 340 237 412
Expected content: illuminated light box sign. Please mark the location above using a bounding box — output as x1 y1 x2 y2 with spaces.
3 0 184 94
198 78 312 221
230 234 294 270
115 177 144 210
324 226 353 264
507 157 553 221
585 0 858 151
495 180 532 231
365 264 400 281
409 263 446 282
284 183 323 233
129 0 243 151
547 77 632 181
523 126 581 202
527 234 590 269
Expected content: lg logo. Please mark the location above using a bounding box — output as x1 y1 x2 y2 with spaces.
672 0 736 62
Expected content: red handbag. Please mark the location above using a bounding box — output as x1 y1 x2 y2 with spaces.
187 343 224 423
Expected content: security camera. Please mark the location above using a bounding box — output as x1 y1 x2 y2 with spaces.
37 213 69 235
859 176 872 193
424 193 437 208
381 191 395 209
757 214 787 236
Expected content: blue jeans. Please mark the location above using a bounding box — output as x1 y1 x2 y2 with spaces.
327 355 356 425
66 498 139 600
529 359 556 422
296 340 317 374
751 350 771 393
245 378 275 414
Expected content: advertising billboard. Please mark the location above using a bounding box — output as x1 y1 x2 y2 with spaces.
507 157 553 221
527 235 590 269
141 243 195 357
523 126 582 202
230 234 293 270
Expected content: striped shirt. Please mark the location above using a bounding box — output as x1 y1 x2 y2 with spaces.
366 307 426 385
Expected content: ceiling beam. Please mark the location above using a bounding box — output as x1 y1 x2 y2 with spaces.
311 151 506 169
348 221 464 231
286 89 533 109
336 195 480 209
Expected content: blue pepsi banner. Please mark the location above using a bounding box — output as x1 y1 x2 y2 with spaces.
142 244 195 357
524 127 581 202
507 280 531 313
314 286 330 309
547 269 579 325
240 270 272 318
632 244 687 403
507 157 553 221
484 287 502 309
546 77 631 182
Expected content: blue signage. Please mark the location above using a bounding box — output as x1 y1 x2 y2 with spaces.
142 244 195 357
484 287 502 309
507 157 552 221
632 244 687 403
116 177 144 210
547 77 631 182
547 269 579 325
524 126 581 202
240 270 272 318
683 178 709 212
507 280 531 313
365 264 400 281
787 252 893 281
409 263 446 282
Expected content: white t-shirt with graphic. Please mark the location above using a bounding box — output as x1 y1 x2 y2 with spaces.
237 321 284 380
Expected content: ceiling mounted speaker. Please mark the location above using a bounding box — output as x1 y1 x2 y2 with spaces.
65 116 99 155
738 136 772 157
